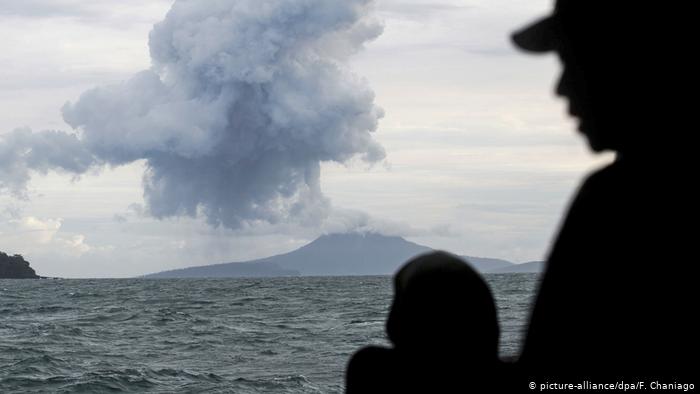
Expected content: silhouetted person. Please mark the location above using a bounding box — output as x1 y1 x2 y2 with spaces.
512 0 696 382
346 252 503 393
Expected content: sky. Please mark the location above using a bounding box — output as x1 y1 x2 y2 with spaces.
0 0 612 278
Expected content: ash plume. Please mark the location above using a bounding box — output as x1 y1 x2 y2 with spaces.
0 0 385 228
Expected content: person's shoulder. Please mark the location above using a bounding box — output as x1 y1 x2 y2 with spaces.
563 161 623 217
346 346 396 394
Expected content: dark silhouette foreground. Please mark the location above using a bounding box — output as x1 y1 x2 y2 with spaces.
512 0 696 383
346 252 504 393
347 1 695 390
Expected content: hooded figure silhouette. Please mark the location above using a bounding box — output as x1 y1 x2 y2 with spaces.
346 252 503 393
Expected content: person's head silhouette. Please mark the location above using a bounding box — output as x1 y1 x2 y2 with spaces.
345 252 502 393
386 252 499 361
511 1 686 157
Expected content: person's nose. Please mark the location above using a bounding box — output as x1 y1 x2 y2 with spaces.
556 68 570 98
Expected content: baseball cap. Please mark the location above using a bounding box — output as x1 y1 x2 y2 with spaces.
511 15 560 53
511 1 637 54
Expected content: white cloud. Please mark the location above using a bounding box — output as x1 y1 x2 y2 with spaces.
8 215 62 244
0 215 100 258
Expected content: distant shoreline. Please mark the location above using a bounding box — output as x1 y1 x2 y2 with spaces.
2 272 541 281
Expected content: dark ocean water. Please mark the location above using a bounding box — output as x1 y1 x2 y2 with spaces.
1 274 538 393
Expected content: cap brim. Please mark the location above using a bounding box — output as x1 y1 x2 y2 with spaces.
511 16 558 53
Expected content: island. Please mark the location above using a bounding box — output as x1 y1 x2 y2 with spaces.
143 261 299 279
143 232 544 278
0 252 40 279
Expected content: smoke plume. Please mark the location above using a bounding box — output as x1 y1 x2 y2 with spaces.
0 0 385 228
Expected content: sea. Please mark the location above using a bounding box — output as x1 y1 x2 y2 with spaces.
1 274 538 393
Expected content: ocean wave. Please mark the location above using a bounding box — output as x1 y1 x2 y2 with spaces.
0 275 536 393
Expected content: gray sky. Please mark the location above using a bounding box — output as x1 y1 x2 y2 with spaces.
0 0 612 277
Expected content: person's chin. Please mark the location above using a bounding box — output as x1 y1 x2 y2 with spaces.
579 126 608 153
587 141 608 152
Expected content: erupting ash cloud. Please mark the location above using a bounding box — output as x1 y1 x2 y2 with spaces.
0 0 385 229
